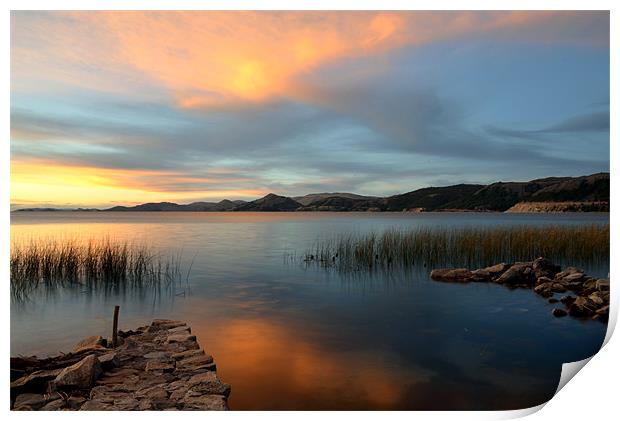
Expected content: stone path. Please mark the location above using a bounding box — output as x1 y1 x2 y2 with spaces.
11 319 230 410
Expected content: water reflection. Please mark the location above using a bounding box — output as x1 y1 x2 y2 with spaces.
10 212 609 410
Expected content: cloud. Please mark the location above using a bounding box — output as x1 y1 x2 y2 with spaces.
486 111 610 140
12 11 609 107
9 11 610 206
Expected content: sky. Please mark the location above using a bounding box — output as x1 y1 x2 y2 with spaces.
10 11 610 208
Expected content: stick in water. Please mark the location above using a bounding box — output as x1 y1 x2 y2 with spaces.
112 305 120 348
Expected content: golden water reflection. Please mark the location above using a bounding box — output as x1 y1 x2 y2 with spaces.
191 316 431 410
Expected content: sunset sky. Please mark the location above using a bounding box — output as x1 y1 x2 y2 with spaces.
10 11 610 208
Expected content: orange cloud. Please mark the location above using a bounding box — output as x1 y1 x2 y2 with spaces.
12 11 607 108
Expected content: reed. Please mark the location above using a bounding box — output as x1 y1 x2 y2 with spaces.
304 224 609 271
10 238 184 301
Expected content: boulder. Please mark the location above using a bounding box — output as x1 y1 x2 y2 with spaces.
552 308 568 317
73 336 106 353
79 399 112 410
496 264 535 286
165 334 197 344
535 276 552 286
145 360 175 373
11 369 62 396
533 282 553 298
172 349 205 361
555 267 584 280
596 279 610 292
483 263 511 277
429 268 473 282
182 392 228 410
54 355 102 389
186 372 231 397
41 398 65 411
470 269 492 282
532 257 561 279
568 297 597 317
98 352 119 371
560 295 576 306
13 393 49 410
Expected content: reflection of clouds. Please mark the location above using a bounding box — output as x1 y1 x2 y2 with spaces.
190 316 432 409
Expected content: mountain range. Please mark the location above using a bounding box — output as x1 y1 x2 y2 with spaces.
15 173 609 213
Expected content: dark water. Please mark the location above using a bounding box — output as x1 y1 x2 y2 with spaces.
10 212 610 410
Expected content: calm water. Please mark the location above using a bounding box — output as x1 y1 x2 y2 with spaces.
10 211 610 410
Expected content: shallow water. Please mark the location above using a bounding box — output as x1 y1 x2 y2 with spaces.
10 211 610 410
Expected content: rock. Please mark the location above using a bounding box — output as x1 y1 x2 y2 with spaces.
175 354 214 369
483 263 511 277
147 320 187 333
11 369 62 396
588 293 605 306
74 335 106 352
470 269 492 282
145 360 175 373
41 398 65 410
165 334 197 344
66 396 87 409
13 393 49 410
563 272 586 283
167 325 192 335
112 396 140 410
532 257 561 279
560 295 576 306
552 308 568 317
138 399 154 410
555 267 584 280
535 276 552 286
596 279 610 292
186 372 231 397
98 352 119 371
548 298 559 304
595 305 610 320
550 283 567 293
11 319 229 411
80 399 112 410
568 297 597 317
11 369 26 381
135 385 169 400
496 264 535 286
534 282 553 297
144 351 168 359
172 349 205 360
54 355 102 389
429 268 473 282
182 393 228 410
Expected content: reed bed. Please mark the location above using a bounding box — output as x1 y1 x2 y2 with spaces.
10 238 184 301
304 224 609 271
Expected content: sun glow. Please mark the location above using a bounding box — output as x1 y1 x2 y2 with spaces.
10 160 267 208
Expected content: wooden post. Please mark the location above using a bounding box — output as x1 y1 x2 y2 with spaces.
112 305 120 348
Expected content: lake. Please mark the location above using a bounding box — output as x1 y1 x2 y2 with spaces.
10 211 610 410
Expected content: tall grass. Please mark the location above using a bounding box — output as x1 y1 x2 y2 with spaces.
304 225 609 271
10 238 184 301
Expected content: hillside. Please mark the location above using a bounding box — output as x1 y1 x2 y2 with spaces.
233 194 302 211
15 172 609 213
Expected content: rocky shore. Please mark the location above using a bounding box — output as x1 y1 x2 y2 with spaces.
431 258 610 321
10 319 230 410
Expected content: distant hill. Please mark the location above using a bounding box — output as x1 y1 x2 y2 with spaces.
233 194 301 211
13 173 609 213
294 192 379 206
104 199 245 212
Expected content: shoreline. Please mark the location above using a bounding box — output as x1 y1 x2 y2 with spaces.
431 258 610 321
10 319 230 411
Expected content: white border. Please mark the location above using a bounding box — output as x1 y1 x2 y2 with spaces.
3 1 617 420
